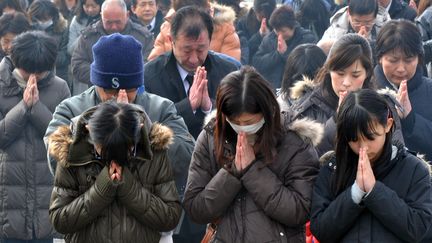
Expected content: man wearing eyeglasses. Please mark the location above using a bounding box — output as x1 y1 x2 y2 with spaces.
320 0 390 42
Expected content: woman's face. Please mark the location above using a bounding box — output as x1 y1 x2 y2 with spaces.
330 59 367 97
83 0 101 17
379 49 419 86
228 112 264 126
0 32 16 55
348 118 393 163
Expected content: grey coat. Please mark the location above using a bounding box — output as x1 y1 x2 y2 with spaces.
0 56 70 240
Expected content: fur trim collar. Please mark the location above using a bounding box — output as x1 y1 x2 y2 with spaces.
289 77 317 100
163 2 236 24
48 109 173 168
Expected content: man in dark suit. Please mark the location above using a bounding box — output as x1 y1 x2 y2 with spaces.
131 0 164 37
145 6 238 139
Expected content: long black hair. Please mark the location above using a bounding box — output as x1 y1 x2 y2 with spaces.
333 89 394 195
88 102 142 167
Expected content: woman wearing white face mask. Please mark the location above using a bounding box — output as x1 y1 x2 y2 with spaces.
183 66 322 243
27 0 70 88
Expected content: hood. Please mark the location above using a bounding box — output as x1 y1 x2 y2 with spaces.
203 110 324 147
48 106 173 168
51 14 68 33
289 77 317 100
163 2 236 25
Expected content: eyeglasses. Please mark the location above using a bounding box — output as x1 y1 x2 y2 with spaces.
350 18 376 28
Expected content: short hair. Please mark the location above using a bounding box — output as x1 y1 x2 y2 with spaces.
28 0 60 23
172 0 208 11
88 101 143 167
214 66 281 167
131 0 156 7
0 0 25 15
171 6 213 40
11 30 58 73
376 19 424 62
0 12 31 37
253 0 276 20
76 0 104 24
269 5 296 30
101 0 128 13
348 0 379 17
280 44 326 98
316 34 375 109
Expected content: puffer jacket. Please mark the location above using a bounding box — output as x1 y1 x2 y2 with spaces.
284 78 405 157
147 3 241 61
70 19 153 88
183 112 321 242
48 106 182 243
0 56 70 240
321 6 390 41
311 146 432 243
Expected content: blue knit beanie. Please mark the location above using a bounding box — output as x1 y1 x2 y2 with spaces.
90 33 144 90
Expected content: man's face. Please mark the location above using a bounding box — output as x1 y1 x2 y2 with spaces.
172 30 210 73
102 4 128 34
95 86 138 102
16 68 49 82
0 32 16 55
349 12 376 34
131 0 157 25
275 27 295 41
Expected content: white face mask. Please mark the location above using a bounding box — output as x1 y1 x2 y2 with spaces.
37 19 53 30
226 117 265 135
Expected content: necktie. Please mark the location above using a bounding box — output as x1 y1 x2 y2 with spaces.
186 74 194 94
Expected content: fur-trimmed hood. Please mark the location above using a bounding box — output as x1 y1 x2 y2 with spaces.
289 77 317 101
164 2 236 25
48 106 173 168
203 110 324 147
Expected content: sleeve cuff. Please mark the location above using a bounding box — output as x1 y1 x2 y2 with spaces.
351 181 366 204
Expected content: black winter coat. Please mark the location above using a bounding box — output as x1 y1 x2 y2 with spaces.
253 25 317 89
375 65 432 161
388 0 417 21
311 146 432 243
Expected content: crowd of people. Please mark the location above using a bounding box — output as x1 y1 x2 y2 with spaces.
1 0 432 242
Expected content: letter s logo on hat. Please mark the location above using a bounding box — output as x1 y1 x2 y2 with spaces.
111 77 120 89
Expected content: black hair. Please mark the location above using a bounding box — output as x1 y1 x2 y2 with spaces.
75 0 104 24
172 0 208 11
297 0 330 39
171 6 213 40
280 44 326 98
88 101 142 167
376 19 424 64
333 89 393 195
269 5 296 30
27 0 60 23
214 66 282 166
0 12 31 37
316 34 375 109
216 0 240 15
253 0 276 20
11 30 58 72
0 0 25 16
348 0 379 16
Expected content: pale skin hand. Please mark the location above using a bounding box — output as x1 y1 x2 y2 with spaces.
277 33 287 54
358 26 369 39
116 89 129 104
109 160 122 181
356 147 376 193
234 132 256 173
259 18 269 37
397 80 412 119
189 66 204 110
337 90 348 113
199 67 211 111
409 0 417 12
23 74 39 107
